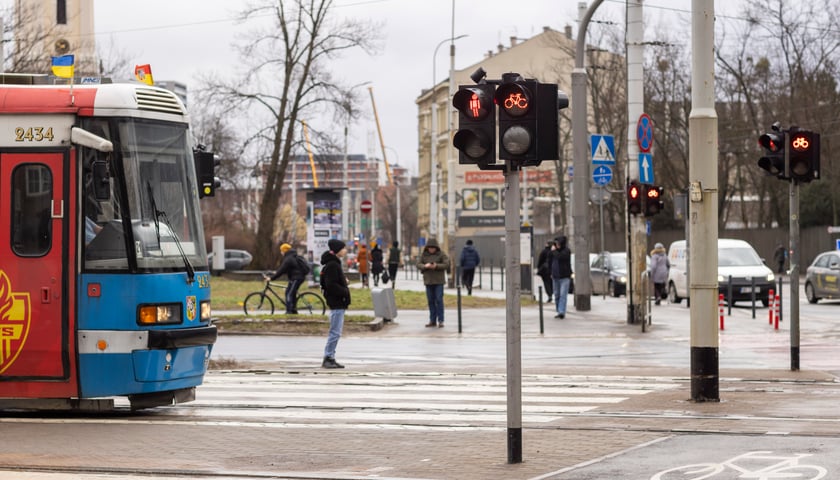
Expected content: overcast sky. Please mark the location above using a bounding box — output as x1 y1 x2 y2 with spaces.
22 1 742 174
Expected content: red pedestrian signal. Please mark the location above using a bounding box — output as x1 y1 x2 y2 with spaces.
627 181 643 216
453 84 496 167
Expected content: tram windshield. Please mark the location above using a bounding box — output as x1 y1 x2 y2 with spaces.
82 118 207 272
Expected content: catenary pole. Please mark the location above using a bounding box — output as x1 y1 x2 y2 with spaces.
689 0 720 401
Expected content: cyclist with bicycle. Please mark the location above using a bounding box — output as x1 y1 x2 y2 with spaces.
265 243 308 315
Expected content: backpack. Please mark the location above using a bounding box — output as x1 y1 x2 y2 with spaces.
296 255 311 275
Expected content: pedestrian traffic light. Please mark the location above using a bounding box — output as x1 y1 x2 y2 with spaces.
627 181 642 216
495 76 538 164
194 147 221 198
452 84 496 168
757 130 787 180
788 129 820 183
644 184 664 217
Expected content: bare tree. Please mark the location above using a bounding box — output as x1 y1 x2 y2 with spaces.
200 0 381 267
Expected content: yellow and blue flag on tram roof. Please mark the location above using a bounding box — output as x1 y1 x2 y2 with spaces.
51 54 74 78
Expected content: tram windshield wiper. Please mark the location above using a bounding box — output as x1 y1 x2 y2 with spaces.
145 181 195 283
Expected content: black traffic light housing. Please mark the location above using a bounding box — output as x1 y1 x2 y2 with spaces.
757 129 787 180
194 147 221 198
644 184 664 217
452 84 496 168
627 181 643 216
788 129 820 183
495 76 537 164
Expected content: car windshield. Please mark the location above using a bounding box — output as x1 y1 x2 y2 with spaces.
609 254 627 271
719 247 763 267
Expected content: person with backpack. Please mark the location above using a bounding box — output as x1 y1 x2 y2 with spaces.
459 239 480 295
265 243 309 315
320 239 351 369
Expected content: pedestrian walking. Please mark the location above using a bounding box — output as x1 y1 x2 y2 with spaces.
265 243 308 315
774 243 787 274
537 241 553 302
370 242 384 287
649 242 670 305
417 238 449 328
387 241 402 288
459 239 480 295
320 239 351 369
550 236 572 319
357 243 369 287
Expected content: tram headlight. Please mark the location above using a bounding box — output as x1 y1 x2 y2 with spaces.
200 301 212 321
138 303 182 325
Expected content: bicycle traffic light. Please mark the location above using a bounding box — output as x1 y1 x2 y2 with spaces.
644 184 664 217
452 84 496 167
757 130 787 180
495 77 537 164
788 130 820 183
627 181 643 216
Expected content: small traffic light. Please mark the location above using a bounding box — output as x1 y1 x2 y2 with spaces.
757 130 787 180
194 148 221 198
452 84 496 167
788 130 820 183
644 184 664 217
627 181 643 216
495 76 537 164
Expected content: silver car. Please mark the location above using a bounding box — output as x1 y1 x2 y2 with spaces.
805 250 840 303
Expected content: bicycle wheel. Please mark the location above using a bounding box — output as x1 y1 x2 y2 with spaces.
295 292 326 315
243 292 275 316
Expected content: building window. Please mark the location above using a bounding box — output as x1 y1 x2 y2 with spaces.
56 0 67 24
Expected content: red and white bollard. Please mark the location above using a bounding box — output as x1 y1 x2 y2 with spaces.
768 289 775 325
719 293 725 330
774 294 781 330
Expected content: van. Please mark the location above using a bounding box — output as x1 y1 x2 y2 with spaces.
667 239 775 306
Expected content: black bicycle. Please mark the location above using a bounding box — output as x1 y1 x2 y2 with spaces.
243 280 326 316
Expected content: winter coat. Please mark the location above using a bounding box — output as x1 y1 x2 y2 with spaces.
388 247 402 265
371 246 384 274
357 246 369 274
459 245 481 270
649 246 670 284
537 245 552 277
270 251 307 281
319 251 351 309
550 237 572 280
417 238 449 286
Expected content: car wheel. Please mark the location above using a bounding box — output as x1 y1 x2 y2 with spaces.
805 282 819 304
610 280 621 298
668 282 682 304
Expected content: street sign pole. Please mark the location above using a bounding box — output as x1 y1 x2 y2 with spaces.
503 161 522 464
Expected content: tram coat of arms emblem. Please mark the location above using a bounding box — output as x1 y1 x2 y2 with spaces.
0 270 31 374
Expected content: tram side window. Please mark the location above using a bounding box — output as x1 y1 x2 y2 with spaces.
11 164 52 256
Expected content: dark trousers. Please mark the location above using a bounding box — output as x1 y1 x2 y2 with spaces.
462 268 476 294
540 273 553 299
654 282 666 304
388 263 399 287
285 278 302 313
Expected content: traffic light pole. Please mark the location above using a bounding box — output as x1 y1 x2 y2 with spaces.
789 181 801 370
503 162 523 464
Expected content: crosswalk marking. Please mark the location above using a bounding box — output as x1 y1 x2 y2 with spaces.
170 370 681 427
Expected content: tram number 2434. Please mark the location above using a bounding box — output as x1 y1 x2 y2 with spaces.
14 126 55 142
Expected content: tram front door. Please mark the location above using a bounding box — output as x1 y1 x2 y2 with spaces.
0 151 77 398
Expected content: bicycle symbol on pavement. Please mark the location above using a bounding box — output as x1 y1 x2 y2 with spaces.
651 450 827 479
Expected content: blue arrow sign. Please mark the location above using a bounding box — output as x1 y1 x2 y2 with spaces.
639 153 654 184
592 165 612 186
590 135 616 165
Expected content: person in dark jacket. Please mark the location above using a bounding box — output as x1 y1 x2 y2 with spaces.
550 236 572 319
417 238 449 327
387 241 402 288
320 239 351 369
536 241 553 302
459 239 481 295
265 243 306 314
370 242 384 286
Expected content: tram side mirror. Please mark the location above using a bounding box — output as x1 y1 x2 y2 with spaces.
92 159 111 201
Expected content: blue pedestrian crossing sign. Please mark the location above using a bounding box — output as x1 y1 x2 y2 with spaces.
592 165 613 186
591 134 616 165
